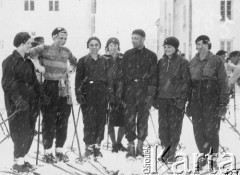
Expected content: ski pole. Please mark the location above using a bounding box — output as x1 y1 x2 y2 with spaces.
0 109 20 126
71 104 83 162
0 112 9 135
36 72 43 165
69 105 81 151
224 117 240 137
149 111 160 145
0 134 10 144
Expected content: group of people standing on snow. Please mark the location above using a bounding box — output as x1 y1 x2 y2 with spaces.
2 27 240 173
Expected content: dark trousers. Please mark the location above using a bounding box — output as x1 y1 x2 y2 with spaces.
8 99 38 158
123 83 149 142
81 83 108 145
158 99 184 158
190 96 220 154
41 80 71 150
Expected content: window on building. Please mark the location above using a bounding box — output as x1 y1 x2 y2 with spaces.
49 0 59 11
24 0 34 11
220 40 232 53
220 0 232 21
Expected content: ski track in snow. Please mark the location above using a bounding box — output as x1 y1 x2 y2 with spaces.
1 89 240 175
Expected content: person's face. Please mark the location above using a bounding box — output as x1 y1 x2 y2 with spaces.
88 40 101 54
230 56 240 65
108 43 119 55
196 40 209 53
21 38 32 53
53 32 67 47
164 45 176 57
132 34 145 49
220 54 226 61
39 39 44 45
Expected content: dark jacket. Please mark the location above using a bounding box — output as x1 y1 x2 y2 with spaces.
157 53 190 102
2 50 40 114
75 54 110 96
105 53 124 99
189 51 229 106
122 47 158 98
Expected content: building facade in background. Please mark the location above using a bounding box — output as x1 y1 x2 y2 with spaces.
157 0 240 60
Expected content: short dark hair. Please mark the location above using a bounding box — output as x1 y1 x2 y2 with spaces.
52 27 67 38
87 36 101 48
216 50 227 56
229 51 240 58
34 36 44 43
132 29 146 38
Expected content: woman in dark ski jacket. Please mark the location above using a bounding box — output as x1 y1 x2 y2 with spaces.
104 37 127 153
187 35 229 169
154 36 190 163
2 32 40 172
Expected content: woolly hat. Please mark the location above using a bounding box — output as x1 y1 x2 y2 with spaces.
87 36 101 48
163 36 180 49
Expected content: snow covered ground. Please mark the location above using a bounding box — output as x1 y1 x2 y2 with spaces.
0 87 240 175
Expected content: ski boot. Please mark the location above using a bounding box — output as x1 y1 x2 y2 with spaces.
126 141 135 159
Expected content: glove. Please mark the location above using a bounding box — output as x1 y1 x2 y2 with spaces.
175 99 186 110
40 94 50 105
152 97 159 110
218 104 227 119
16 99 29 111
185 103 192 117
76 94 86 105
146 96 153 109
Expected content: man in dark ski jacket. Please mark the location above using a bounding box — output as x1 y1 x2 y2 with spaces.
122 29 157 158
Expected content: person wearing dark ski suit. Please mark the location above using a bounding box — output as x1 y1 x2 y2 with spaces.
187 35 229 168
104 37 127 153
154 37 190 163
2 32 40 172
122 29 158 158
30 27 77 163
75 37 110 158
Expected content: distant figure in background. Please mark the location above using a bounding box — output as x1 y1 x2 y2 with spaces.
228 51 240 90
180 53 186 59
104 37 127 153
2 32 40 172
216 50 227 62
154 37 190 163
34 36 45 45
30 28 77 163
188 35 229 169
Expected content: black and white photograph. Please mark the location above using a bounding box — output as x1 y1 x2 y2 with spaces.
0 0 239 174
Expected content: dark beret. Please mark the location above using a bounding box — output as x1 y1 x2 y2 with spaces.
106 37 120 47
13 32 31 48
132 29 146 38
87 36 101 48
163 36 180 49
52 27 67 38
195 35 210 44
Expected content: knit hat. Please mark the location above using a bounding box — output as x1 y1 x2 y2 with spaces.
87 36 101 48
195 35 211 49
13 32 31 48
163 36 179 49
132 29 146 38
52 27 67 38
105 37 120 51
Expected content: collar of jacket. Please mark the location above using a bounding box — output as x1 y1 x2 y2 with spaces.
162 52 178 61
13 50 30 61
134 46 146 53
87 53 102 61
195 51 213 62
